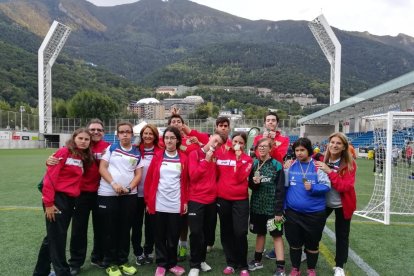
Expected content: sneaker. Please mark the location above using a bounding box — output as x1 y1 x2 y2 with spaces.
265 249 276 260
307 269 316 276
136 254 146 266
188 268 200 276
144 253 154 264
206 245 213 253
248 260 263 271
240 270 250 276
223 266 235 275
333 267 345 276
70 267 80 276
155 266 166 276
91 260 105 268
177 245 187 262
119 263 137 275
301 252 307 262
106 265 122 276
289 268 301 276
48 272 56 276
201 262 212 272
169 265 185 276
274 268 286 276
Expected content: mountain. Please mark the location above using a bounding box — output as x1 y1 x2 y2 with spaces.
1 0 414 106
0 8 149 108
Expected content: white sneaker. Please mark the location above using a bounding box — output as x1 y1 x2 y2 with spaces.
189 268 200 276
201 262 212 272
301 251 307 262
333 267 345 276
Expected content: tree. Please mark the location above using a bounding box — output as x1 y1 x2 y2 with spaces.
68 91 119 120
0 100 11 111
53 99 68 118
189 102 219 119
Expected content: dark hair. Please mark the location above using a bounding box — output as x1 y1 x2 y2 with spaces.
231 131 247 144
168 114 185 126
86 118 104 130
116 121 133 133
212 131 228 145
163 126 182 149
264 111 279 123
216 116 230 127
139 124 159 147
292 137 313 157
65 128 94 167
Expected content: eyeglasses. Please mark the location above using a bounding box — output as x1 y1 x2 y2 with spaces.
89 128 104 132
258 145 270 149
118 130 132 135
164 136 177 140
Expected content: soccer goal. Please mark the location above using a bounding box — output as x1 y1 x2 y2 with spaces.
355 111 414 224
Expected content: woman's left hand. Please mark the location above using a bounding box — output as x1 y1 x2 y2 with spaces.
45 205 60 222
315 161 332 174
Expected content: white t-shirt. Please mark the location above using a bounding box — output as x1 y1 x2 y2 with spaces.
155 151 181 213
98 144 143 196
137 146 155 197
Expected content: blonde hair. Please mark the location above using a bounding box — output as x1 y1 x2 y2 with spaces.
324 132 355 173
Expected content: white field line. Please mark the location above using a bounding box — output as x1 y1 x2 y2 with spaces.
324 226 380 276
0 205 42 211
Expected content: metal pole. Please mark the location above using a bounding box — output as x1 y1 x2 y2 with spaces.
20 106 25 132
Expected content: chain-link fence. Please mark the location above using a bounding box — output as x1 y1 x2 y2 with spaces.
0 110 300 136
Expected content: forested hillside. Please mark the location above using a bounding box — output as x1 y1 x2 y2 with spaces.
1 0 414 117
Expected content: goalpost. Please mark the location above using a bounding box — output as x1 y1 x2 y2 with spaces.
355 111 414 224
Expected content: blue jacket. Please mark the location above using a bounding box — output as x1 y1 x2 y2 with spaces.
284 159 331 213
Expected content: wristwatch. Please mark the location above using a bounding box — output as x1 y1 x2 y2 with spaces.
126 186 132 193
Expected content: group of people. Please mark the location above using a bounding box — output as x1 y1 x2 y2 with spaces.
33 111 357 276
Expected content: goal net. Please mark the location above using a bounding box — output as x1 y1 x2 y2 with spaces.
355 111 414 224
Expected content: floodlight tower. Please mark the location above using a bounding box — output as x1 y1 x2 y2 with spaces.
38 21 71 134
308 14 341 105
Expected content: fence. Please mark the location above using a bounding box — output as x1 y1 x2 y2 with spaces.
0 110 300 136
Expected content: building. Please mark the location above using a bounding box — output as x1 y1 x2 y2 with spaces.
156 86 178 96
162 96 204 118
274 93 317 107
129 98 165 120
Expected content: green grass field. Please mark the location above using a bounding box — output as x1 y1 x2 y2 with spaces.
0 149 413 275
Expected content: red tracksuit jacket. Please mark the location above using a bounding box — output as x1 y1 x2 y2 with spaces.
42 147 84 207
144 150 189 215
327 160 357 219
80 139 110 192
216 149 253 201
187 148 218 204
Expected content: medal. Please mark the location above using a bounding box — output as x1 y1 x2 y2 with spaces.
186 139 192 145
255 171 261 178
302 178 308 184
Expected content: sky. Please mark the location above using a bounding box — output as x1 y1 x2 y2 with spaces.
86 0 414 38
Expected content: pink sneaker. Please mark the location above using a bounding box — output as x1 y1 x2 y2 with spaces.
169 265 185 276
307 269 316 276
289 267 301 276
223 266 235 275
240 269 250 276
155 266 166 276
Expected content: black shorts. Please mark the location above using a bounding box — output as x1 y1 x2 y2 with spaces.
249 213 283 237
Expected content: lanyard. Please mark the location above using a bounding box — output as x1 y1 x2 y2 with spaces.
298 159 312 182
